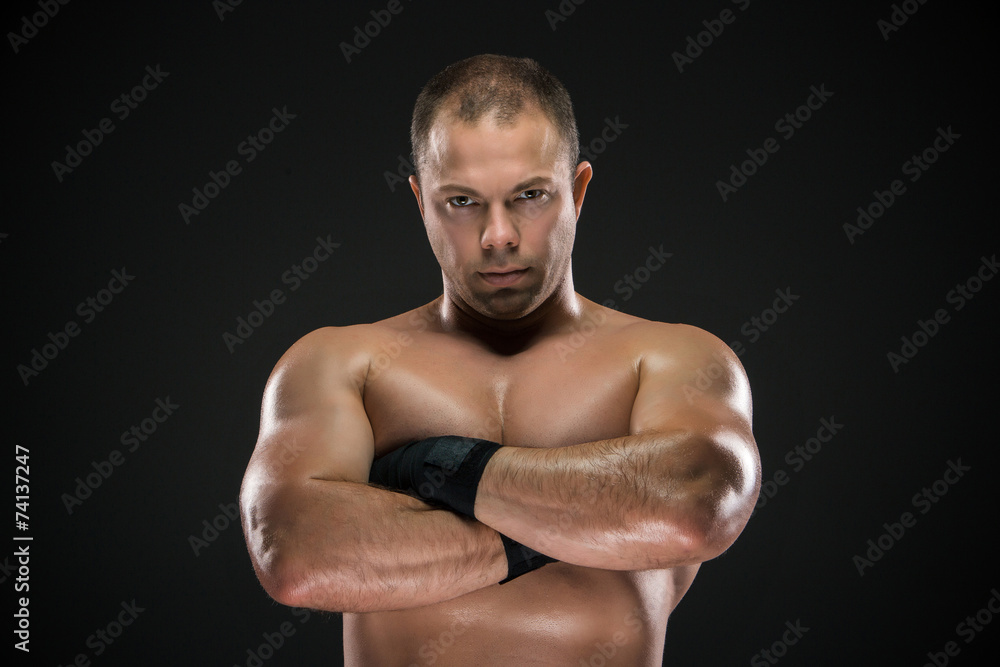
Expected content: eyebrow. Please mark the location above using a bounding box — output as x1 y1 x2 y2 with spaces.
434 176 554 197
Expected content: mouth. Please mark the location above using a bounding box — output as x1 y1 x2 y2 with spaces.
478 267 529 287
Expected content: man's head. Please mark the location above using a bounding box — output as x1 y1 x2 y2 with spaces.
408 54 592 323
411 54 580 181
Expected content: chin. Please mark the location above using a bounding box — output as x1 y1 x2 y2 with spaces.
469 289 542 321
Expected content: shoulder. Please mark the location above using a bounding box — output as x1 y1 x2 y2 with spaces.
598 308 751 416
268 302 440 396
631 320 740 375
581 299 739 370
261 326 374 414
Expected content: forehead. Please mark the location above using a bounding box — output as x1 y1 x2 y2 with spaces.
423 106 568 188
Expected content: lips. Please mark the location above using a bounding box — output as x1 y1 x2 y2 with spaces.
479 267 528 287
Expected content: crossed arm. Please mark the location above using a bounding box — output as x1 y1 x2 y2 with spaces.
239 324 760 613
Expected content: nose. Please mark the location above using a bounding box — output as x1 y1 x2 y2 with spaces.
481 205 520 250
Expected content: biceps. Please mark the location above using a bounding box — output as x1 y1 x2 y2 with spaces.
629 358 752 438
249 389 376 486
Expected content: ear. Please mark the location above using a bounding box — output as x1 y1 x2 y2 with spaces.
572 161 593 219
409 175 425 219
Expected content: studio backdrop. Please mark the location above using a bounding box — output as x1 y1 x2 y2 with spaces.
5 1 994 665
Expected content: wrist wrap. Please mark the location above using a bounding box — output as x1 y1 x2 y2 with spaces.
499 533 557 584
369 435 502 517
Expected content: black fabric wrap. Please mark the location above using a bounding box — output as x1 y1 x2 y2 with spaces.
499 533 557 584
368 435 503 517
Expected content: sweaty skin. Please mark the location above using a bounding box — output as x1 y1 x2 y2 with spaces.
240 104 760 666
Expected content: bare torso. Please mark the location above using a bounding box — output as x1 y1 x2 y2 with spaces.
342 298 701 666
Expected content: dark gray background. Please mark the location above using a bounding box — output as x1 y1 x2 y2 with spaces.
5 1 995 665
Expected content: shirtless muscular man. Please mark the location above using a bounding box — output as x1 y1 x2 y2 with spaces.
239 54 761 666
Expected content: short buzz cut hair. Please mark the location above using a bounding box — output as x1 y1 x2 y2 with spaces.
410 54 580 181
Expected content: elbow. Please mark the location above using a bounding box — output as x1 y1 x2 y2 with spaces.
240 486 325 610
663 434 761 564
651 495 751 567
690 451 761 562
240 478 384 613
242 517 306 608
243 513 360 613
257 570 295 608
247 532 335 611
256 554 315 610
687 488 756 563
259 552 378 613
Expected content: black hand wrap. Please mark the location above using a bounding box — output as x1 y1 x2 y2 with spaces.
368 435 503 517
499 533 557 584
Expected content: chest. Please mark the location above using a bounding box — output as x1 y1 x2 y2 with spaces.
363 333 638 456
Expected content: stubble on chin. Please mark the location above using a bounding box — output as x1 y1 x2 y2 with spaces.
464 280 544 321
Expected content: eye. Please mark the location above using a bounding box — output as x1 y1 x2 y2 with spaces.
447 195 476 208
517 189 546 201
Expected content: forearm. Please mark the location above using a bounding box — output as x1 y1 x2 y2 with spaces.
244 478 507 613
474 430 747 569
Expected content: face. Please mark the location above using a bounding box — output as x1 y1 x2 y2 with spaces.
410 106 592 321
